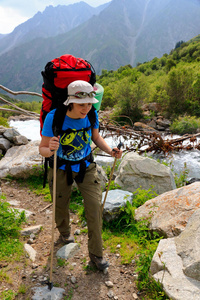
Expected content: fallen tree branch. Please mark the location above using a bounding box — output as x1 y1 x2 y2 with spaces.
0 84 42 98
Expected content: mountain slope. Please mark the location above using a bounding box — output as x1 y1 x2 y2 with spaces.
135 0 200 63
0 0 200 93
0 2 108 55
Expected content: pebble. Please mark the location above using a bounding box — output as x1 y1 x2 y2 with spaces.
32 263 38 269
71 263 77 267
105 281 114 288
107 290 114 298
27 238 35 244
103 267 109 275
74 229 81 235
71 276 77 284
132 292 138 299
116 244 121 249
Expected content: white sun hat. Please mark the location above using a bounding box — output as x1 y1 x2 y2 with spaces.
63 80 99 106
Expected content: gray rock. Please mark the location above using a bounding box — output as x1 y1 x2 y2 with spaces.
0 137 11 151
24 244 36 262
71 276 77 284
102 189 133 222
3 128 20 142
176 209 200 281
56 243 80 260
105 280 114 288
32 286 65 300
0 126 6 134
12 208 34 219
115 152 176 195
13 135 29 145
150 238 200 300
20 225 42 236
0 140 42 178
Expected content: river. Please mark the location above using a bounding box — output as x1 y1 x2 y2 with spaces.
9 119 200 181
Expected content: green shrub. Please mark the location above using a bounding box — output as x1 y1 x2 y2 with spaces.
0 200 26 261
170 116 200 134
0 116 9 127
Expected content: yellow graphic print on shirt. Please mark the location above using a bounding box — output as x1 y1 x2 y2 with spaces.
59 128 90 159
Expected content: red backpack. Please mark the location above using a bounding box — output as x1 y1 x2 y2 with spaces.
40 54 96 136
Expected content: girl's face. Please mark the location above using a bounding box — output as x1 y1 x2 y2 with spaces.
68 103 92 119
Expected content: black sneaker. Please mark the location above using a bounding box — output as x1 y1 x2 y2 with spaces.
60 234 75 244
89 252 109 270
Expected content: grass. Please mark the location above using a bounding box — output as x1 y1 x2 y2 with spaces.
0 196 26 299
0 290 17 300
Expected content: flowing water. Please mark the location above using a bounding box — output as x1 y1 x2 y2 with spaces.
9 119 200 181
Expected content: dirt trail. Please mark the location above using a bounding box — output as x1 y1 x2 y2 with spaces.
0 179 140 300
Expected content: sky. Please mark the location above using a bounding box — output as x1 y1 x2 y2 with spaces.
0 0 111 34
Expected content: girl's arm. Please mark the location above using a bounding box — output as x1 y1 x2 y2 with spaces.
92 128 122 159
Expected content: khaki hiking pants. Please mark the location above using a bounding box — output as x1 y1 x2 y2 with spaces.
48 162 103 257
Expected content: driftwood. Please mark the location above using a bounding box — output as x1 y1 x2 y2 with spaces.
0 84 42 98
99 118 200 155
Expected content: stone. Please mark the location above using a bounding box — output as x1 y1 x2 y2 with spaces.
3 128 20 142
24 244 36 262
176 209 200 281
71 276 77 284
13 135 29 145
134 182 200 237
107 290 114 298
150 238 200 300
0 140 42 178
56 243 80 260
32 286 65 300
156 118 171 128
20 225 43 236
0 137 11 151
133 122 155 132
102 189 133 222
115 152 176 196
105 281 114 288
12 208 34 219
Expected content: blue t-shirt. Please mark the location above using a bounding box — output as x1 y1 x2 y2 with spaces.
42 109 99 172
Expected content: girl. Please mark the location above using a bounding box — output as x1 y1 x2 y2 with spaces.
39 80 122 270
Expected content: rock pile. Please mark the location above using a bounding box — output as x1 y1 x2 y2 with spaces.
0 126 29 155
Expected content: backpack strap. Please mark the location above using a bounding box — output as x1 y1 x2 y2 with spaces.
42 105 97 188
49 152 94 185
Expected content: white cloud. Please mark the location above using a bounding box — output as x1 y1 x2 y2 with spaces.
0 7 29 34
0 0 111 34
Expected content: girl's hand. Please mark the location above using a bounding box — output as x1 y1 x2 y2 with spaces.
49 136 60 152
111 148 123 159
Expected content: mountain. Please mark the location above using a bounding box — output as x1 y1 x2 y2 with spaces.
0 0 200 94
0 2 108 55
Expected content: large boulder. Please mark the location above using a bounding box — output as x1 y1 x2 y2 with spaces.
134 182 200 237
0 140 42 178
115 152 176 195
150 237 200 300
150 209 200 300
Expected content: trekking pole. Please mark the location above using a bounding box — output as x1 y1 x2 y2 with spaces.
48 149 57 291
102 141 123 212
